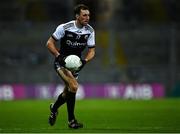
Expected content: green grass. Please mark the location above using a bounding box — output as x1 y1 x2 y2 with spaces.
0 98 180 133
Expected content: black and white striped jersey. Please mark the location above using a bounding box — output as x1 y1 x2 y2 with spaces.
52 20 95 57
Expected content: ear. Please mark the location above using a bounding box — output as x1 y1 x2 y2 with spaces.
76 14 79 19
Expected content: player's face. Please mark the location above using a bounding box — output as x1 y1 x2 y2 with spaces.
77 9 90 26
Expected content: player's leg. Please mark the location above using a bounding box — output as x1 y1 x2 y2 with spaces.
49 61 68 126
52 86 67 111
48 86 68 126
57 68 83 129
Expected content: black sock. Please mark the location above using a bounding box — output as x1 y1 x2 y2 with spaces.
66 91 76 122
52 93 66 112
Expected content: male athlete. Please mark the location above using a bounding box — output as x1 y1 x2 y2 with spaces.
46 4 95 129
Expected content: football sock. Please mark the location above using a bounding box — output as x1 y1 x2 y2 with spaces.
66 91 76 122
52 93 66 112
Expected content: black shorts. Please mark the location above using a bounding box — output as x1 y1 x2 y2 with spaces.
54 60 79 79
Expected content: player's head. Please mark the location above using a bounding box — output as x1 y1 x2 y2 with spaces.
74 4 90 26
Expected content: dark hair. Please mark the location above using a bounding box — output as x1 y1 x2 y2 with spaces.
74 4 89 15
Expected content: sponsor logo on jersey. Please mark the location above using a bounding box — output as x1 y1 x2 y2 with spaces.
66 40 86 47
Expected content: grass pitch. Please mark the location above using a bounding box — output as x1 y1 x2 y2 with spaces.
0 98 180 133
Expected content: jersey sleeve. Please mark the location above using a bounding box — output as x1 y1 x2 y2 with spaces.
52 24 65 41
87 31 95 48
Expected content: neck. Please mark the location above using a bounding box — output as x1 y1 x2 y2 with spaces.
75 20 83 28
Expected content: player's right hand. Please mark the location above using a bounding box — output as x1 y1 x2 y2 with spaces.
55 55 66 66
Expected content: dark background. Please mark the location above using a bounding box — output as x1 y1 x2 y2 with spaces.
0 0 180 96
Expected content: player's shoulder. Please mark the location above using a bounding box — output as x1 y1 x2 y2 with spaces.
85 24 94 33
55 21 74 32
62 20 75 30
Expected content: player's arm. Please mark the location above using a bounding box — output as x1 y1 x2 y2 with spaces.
84 47 95 63
46 24 64 57
78 47 95 70
46 36 60 57
85 28 95 63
